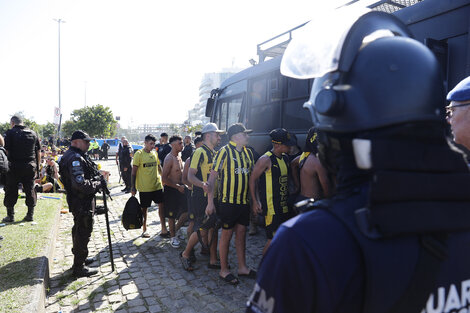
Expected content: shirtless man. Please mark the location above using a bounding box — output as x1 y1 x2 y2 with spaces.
296 127 332 201
162 135 187 248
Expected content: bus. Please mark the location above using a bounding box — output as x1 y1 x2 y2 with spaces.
205 57 314 155
205 0 470 155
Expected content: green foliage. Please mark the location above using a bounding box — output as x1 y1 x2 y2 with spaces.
0 123 9 136
40 122 57 139
67 105 117 138
61 120 76 138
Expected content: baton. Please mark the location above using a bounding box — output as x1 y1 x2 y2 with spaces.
102 189 115 272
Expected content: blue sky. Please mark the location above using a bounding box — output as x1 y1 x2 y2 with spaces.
0 0 353 128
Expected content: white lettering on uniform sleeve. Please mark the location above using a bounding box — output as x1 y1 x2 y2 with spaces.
443 284 461 313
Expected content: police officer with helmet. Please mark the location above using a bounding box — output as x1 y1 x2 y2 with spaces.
59 130 103 277
2 115 41 223
247 9 470 313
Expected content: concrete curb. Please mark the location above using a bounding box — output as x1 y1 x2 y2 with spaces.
23 204 62 313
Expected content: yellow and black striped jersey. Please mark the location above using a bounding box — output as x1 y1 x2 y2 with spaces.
212 141 254 205
259 151 290 216
190 144 216 198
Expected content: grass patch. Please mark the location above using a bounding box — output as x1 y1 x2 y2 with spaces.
0 193 62 313
66 280 86 292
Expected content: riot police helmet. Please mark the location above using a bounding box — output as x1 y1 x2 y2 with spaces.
281 10 445 133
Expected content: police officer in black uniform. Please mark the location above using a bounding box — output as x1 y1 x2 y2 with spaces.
119 138 133 193
3 115 41 222
59 130 102 277
247 11 470 313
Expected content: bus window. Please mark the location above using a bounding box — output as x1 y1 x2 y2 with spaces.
287 77 310 98
282 99 312 131
251 77 267 106
248 102 280 133
227 98 242 126
218 102 228 131
269 77 281 102
216 95 243 130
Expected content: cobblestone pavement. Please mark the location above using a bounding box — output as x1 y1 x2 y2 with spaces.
45 158 264 313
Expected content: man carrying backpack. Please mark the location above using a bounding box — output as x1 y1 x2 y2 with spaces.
3 116 41 222
247 10 470 313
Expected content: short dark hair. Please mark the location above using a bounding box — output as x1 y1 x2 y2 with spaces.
194 136 203 145
10 115 23 125
160 132 168 138
145 134 157 142
169 135 182 144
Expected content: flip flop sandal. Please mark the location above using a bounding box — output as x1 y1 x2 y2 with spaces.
180 252 194 271
238 269 257 279
159 232 170 238
141 232 150 238
208 261 221 269
219 273 239 285
208 261 231 269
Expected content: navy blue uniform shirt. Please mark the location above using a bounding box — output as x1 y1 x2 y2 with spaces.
247 184 470 313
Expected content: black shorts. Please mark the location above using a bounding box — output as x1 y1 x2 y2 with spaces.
139 189 164 208
163 186 187 218
265 212 289 239
191 194 219 230
217 202 250 230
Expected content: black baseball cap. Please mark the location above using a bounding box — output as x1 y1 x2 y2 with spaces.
71 130 92 141
227 123 252 139
270 128 296 146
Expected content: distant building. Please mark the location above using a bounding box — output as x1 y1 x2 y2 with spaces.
188 69 243 125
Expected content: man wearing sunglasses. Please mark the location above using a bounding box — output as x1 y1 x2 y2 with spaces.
447 76 470 150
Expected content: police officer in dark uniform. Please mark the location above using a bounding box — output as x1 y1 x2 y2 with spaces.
247 11 470 313
119 138 133 193
3 115 41 222
59 130 102 277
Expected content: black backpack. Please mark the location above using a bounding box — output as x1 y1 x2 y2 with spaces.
121 196 143 230
0 147 9 175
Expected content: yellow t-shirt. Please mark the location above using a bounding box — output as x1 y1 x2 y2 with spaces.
132 149 163 192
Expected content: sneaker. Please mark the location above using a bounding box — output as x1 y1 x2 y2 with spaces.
177 229 185 241
170 237 180 248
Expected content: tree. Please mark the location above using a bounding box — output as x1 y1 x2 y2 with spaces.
0 122 9 137
67 105 117 138
39 122 56 139
61 120 77 138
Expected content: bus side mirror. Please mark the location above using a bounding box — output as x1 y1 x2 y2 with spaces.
206 98 214 118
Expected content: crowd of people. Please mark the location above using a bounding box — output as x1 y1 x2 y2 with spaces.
111 121 332 286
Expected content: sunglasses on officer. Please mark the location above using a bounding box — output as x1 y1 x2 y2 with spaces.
445 102 470 116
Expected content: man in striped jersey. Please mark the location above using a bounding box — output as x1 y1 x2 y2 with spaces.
180 123 223 271
206 123 257 285
249 128 295 255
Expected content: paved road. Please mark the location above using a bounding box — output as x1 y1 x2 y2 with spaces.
45 158 265 313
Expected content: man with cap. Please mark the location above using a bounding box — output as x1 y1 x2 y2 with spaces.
3 115 41 222
180 123 223 271
206 123 256 285
249 128 295 255
59 130 103 277
446 76 470 150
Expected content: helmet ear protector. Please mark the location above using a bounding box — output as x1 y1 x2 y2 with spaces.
312 12 411 119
